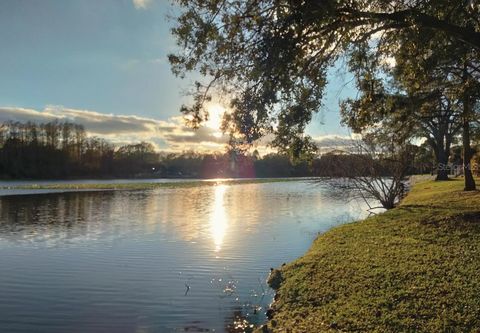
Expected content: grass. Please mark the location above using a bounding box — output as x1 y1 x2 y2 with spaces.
260 178 480 332
0 177 307 191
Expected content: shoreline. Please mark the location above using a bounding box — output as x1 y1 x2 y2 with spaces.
258 178 480 332
0 177 315 196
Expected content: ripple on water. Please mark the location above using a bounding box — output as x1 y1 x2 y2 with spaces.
0 181 372 333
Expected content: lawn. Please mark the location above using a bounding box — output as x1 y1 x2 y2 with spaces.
261 178 480 332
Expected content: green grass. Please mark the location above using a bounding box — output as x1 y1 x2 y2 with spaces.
0 177 307 191
261 178 480 332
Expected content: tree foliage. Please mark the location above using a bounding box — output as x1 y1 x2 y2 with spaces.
340 41 464 181
169 0 480 163
340 13 479 187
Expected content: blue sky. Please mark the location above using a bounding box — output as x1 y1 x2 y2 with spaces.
0 0 357 152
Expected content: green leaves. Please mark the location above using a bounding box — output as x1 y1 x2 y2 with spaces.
169 0 479 160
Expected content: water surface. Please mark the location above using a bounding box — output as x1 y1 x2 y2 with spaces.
0 180 370 332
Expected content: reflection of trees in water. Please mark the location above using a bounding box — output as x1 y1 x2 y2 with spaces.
0 187 227 247
0 183 365 250
0 191 117 245
0 188 212 246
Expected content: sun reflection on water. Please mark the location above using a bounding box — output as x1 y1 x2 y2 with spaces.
210 184 228 252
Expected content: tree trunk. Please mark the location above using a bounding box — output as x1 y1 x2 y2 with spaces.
461 64 476 191
434 144 449 181
462 115 476 191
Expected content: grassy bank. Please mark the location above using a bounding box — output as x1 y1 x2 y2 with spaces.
262 178 480 332
0 177 307 191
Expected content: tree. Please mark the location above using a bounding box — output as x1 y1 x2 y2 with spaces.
170 0 479 162
321 136 412 210
391 26 480 189
340 43 463 181
0 121 161 179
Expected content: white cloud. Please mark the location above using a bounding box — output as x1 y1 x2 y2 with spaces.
313 134 358 153
0 106 358 155
132 0 152 10
0 106 229 152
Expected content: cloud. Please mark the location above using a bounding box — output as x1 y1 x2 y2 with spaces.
0 106 358 155
0 106 229 152
0 106 57 123
313 134 358 152
132 0 152 9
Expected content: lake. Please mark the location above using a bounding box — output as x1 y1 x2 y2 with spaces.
0 179 370 333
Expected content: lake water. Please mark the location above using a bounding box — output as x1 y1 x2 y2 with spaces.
0 180 370 333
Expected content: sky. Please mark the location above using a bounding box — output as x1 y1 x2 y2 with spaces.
0 0 358 153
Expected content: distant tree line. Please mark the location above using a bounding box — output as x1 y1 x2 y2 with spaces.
0 120 313 179
0 121 155 179
1 120 474 180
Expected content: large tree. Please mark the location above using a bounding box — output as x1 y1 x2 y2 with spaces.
170 0 479 170
340 41 463 181
390 24 480 189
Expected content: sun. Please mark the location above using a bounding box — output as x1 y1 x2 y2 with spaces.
205 104 226 131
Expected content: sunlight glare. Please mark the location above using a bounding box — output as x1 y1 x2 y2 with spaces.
206 104 225 131
209 184 228 252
